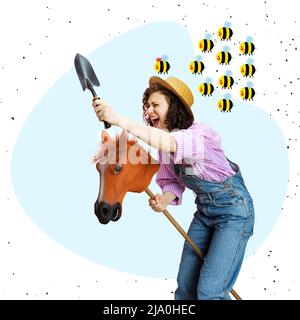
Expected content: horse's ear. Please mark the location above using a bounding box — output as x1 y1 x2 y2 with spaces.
101 130 112 144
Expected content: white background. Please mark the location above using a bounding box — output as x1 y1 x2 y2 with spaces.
0 0 300 300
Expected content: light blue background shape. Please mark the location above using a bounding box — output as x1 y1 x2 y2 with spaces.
11 22 288 278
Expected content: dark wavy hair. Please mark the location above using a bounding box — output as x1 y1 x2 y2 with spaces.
142 83 194 131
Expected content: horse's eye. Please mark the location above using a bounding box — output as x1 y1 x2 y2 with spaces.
114 164 122 174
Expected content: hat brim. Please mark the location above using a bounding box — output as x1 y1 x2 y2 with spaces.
149 76 194 117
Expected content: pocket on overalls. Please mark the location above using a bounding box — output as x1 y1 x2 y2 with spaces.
212 188 243 208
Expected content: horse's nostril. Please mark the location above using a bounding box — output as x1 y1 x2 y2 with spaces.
94 201 113 224
102 207 109 216
111 203 122 222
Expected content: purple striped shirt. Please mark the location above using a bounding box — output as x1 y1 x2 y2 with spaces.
156 121 235 205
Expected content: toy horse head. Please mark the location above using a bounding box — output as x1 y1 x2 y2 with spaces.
93 130 160 224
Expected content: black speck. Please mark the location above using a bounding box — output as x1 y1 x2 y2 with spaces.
22 56 25 59
287 146 289 149
69 20 72 24
11 117 15 120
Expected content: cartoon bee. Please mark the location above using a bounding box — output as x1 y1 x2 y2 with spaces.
240 82 255 100
240 37 255 55
189 55 205 74
216 46 232 65
218 70 234 89
198 33 214 52
198 78 214 96
217 22 233 41
219 76 234 89
240 59 256 77
154 55 170 74
218 94 233 112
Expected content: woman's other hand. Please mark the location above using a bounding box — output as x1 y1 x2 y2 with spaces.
148 193 168 212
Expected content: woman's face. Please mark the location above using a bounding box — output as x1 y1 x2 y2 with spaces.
145 92 170 130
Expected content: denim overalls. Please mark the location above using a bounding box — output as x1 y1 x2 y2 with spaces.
173 159 255 300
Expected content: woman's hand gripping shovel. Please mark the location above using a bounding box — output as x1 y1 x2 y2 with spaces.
74 53 111 129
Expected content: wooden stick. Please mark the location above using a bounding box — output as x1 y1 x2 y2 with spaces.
145 187 242 301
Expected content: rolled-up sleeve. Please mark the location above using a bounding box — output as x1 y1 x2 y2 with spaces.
170 124 205 164
155 162 185 206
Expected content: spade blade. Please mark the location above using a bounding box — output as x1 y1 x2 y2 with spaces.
74 53 111 129
74 53 100 92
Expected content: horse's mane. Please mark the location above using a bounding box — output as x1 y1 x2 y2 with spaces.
93 132 152 165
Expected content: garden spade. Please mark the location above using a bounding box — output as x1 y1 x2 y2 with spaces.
74 53 111 129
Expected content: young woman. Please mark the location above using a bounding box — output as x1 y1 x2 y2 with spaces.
92 76 255 300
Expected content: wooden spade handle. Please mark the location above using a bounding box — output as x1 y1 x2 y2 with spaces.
145 187 242 301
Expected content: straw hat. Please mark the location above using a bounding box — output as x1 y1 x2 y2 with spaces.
149 76 194 116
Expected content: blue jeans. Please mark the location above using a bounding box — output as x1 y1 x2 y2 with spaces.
173 160 255 300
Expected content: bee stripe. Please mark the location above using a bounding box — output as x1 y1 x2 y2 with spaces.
245 64 249 76
227 52 231 63
200 62 204 72
221 51 225 63
204 83 208 95
245 42 249 54
244 87 249 100
224 76 228 88
203 40 207 52
225 28 229 39
228 28 233 39
166 61 170 72
159 61 164 72
194 62 198 73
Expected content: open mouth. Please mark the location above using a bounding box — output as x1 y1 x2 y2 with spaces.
151 118 159 127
